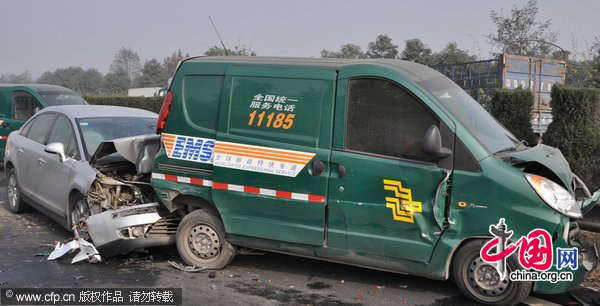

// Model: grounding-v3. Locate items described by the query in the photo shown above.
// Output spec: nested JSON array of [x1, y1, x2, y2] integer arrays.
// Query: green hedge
[[490, 88, 537, 145], [544, 86, 600, 190], [83, 95, 164, 113]]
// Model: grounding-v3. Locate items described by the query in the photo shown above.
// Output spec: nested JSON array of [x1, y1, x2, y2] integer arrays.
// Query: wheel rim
[[7, 174, 18, 208], [187, 223, 221, 261], [464, 254, 513, 301], [71, 197, 89, 228]]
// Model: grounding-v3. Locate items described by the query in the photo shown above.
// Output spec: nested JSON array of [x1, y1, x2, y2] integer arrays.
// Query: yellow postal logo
[[383, 179, 422, 223]]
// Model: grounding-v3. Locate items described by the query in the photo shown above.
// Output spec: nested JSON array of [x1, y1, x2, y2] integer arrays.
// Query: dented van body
[[151, 57, 598, 305]]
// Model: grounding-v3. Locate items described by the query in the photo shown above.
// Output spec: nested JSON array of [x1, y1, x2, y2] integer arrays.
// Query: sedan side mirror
[[45, 142, 66, 162], [423, 125, 452, 160]]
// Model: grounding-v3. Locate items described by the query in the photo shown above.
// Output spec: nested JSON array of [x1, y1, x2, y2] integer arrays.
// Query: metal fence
[[433, 53, 566, 134], [433, 59, 501, 109]]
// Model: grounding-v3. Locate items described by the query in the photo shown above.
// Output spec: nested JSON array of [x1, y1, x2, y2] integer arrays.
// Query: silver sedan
[[4, 105, 176, 256]]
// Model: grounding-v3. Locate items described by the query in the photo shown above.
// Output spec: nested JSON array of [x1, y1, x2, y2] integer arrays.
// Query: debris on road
[[34, 250, 53, 257], [168, 260, 207, 272], [237, 248, 265, 255], [47, 237, 101, 264]]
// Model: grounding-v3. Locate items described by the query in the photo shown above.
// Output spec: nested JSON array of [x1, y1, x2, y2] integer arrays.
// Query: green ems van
[[0, 84, 87, 157], [151, 57, 599, 305]]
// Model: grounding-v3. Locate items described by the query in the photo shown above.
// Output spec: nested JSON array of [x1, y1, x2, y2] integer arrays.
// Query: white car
[[4, 105, 176, 256]]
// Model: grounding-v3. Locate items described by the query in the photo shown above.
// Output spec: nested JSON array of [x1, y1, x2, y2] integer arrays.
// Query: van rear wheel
[[452, 240, 532, 305], [176, 209, 235, 269]]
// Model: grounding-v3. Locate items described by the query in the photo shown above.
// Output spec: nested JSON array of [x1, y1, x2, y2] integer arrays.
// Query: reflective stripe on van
[[152, 173, 325, 203]]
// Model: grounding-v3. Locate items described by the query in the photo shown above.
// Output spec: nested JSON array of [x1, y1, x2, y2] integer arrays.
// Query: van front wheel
[[176, 209, 235, 269], [452, 240, 532, 305]]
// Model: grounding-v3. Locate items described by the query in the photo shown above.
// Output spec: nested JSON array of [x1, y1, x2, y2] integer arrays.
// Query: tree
[[109, 47, 141, 87], [400, 38, 433, 64], [490, 88, 537, 145], [486, 0, 558, 57], [0, 71, 32, 84], [204, 45, 256, 56], [162, 49, 189, 83], [321, 43, 366, 59], [560, 39, 600, 88], [35, 67, 104, 94], [366, 35, 399, 59], [137, 59, 166, 87], [430, 42, 478, 66], [104, 66, 130, 94], [79, 68, 104, 94]]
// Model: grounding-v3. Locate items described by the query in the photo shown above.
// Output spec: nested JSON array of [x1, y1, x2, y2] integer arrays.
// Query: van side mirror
[[423, 125, 452, 160], [44, 142, 66, 162]]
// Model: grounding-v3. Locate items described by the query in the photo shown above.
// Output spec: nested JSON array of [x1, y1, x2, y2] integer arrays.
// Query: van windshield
[[418, 77, 519, 154], [39, 91, 88, 106]]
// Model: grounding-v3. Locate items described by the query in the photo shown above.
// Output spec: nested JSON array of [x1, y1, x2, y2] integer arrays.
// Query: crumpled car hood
[[504, 144, 573, 190], [90, 134, 161, 174]]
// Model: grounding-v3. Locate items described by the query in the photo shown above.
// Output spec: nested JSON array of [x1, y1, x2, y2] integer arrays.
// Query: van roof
[[185, 56, 443, 81], [0, 84, 74, 92]]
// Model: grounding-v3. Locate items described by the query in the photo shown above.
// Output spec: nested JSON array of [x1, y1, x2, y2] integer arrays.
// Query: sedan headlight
[[525, 173, 582, 219]]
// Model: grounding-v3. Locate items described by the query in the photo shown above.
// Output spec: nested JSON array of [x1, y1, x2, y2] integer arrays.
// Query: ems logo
[[162, 133, 215, 164]]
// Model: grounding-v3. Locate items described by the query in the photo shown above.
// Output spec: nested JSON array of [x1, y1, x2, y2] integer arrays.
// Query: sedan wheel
[[5, 167, 31, 214]]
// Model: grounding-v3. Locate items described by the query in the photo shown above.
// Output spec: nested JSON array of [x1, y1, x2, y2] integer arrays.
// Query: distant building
[[128, 87, 162, 97]]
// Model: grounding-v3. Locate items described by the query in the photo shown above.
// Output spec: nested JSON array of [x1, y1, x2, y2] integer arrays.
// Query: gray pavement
[[0, 172, 595, 305]]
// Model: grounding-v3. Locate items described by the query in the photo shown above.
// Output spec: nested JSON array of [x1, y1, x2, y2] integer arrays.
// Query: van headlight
[[525, 173, 582, 219]]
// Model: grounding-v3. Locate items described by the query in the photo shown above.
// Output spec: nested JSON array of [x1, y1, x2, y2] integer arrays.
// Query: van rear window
[[228, 76, 326, 147], [182, 75, 225, 131]]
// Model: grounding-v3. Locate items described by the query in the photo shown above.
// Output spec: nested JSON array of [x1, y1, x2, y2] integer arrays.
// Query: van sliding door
[[211, 66, 336, 246]]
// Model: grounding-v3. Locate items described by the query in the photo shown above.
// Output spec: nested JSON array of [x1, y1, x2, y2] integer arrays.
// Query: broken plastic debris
[[47, 238, 101, 264], [168, 260, 207, 272], [71, 239, 101, 264], [47, 241, 79, 260]]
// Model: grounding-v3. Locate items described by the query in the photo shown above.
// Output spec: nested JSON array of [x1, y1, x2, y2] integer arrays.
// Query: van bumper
[[533, 224, 599, 294]]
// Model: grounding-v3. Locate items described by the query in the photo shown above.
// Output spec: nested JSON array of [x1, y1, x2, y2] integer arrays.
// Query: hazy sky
[[1, 0, 599, 78]]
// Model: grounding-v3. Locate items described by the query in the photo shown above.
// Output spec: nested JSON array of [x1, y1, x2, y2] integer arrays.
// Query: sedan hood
[[503, 144, 573, 190], [90, 134, 161, 174]]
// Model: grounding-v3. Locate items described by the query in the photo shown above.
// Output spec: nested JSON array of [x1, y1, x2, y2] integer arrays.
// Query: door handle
[[38, 158, 46, 164], [311, 160, 325, 176], [17, 148, 24, 155], [338, 164, 346, 178]]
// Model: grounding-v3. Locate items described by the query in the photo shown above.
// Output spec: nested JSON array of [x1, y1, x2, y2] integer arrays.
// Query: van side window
[[183, 75, 224, 131], [13, 91, 39, 120], [26, 113, 56, 145], [228, 77, 326, 147], [346, 78, 438, 162]]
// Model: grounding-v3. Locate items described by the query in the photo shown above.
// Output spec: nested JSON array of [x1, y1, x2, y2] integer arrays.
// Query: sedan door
[[15, 113, 57, 202], [36, 114, 83, 218]]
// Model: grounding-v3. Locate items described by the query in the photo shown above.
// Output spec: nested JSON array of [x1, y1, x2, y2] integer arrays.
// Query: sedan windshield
[[418, 77, 519, 154], [78, 117, 156, 157], [39, 91, 88, 106]]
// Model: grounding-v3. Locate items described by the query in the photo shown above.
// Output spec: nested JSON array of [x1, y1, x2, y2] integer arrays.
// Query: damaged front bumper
[[578, 189, 600, 232], [86, 203, 178, 257], [533, 222, 599, 294]]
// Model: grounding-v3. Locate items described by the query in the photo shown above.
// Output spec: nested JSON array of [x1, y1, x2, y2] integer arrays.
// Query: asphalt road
[[0, 172, 597, 305]]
